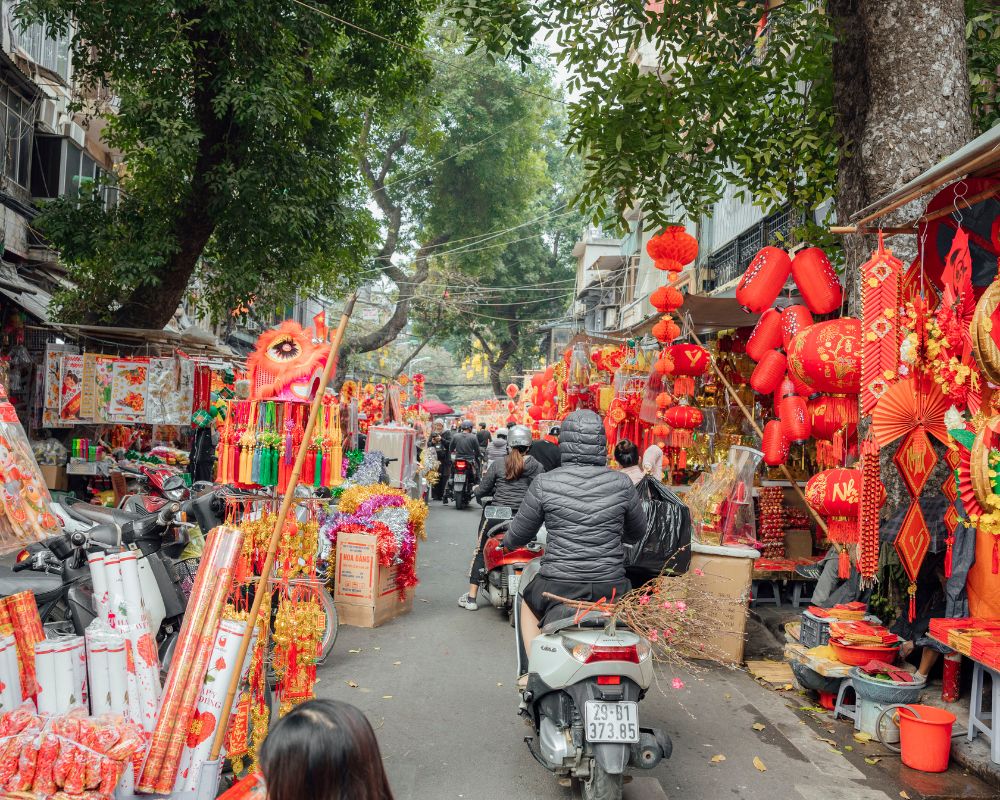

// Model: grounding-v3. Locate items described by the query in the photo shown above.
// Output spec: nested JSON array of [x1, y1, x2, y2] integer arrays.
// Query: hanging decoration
[[860, 232, 902, 415], [786, 318, 862, 394], [790, 247, 844, 314], [780, 305, 814, 350], [745, 308, 784, 361], [870, 377, 949, 448], [736, 246, 792, 313], [943, 444, 961, 576], [858, 435, 882, 585], [750, 350, 787, 395], [646, 226, 699, 274], [762, 420, 789, 467], [805, 468, 861, 578], [808, 394, 858, 468]]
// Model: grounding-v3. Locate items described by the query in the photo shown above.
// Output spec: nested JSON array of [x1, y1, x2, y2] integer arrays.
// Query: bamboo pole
[[687, 327, 829, 536], [832, 184, 1000, 236], [208, 293, 358, 762]]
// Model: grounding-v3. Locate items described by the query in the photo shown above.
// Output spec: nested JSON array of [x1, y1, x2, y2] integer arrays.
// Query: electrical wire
[[287, 0, 567, 106]]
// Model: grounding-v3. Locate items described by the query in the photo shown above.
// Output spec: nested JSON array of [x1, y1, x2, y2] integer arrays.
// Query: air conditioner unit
[[603, 307, 618, 329], [597, 289, 618, 308], [62, 121, 85, 148], [37, 99, 59, 134]]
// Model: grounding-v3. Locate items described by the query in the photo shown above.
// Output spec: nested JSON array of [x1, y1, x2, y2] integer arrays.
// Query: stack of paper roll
[[0, 590, 45, 699], [88, 549, 161, 730], [84, 623, 129, 716], [33, 636, 87, 714], [0, 632, 21, 711]]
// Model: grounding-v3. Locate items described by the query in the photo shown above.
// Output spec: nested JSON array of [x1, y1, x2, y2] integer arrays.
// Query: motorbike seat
[[0, 565, 62, 603], [64, 501, 144, 528]]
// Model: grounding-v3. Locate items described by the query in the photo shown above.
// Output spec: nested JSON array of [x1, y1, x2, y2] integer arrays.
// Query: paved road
[[316, 503, 993, 800]]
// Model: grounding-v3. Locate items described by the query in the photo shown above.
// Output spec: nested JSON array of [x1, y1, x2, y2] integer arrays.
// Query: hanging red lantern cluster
[[737, 245, 844, 315], [791, 247, 844, 315]]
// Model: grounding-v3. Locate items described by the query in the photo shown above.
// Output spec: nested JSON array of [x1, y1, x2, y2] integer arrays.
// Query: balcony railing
[[707, 207, 803, 290]]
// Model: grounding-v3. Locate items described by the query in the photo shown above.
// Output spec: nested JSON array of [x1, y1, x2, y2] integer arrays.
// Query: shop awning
[[850, 122, 1000, 227], [681, 294, 759, 332], [45, 322, 236, 358]]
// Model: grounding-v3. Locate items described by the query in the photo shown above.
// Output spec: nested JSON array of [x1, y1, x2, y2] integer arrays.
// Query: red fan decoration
[[858, 436, 882, 584], [737, 246, 791, 313], [860, 233, 902, 415], [750, 350, 787, 395], [870, 377, 949, 448], [781, 305, 814, 350], [762, 420, 790, 467], [791, 247, 843, 314], [786, 318, 862, 394], [746, 308, 784, 361]]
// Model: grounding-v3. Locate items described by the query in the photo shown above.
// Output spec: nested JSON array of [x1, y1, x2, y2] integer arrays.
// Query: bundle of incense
[[137, 526, 243, 793]]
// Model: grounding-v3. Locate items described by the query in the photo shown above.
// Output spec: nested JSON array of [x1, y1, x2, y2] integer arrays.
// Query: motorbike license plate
[[485, 505, 512, 520], [584, 701, 640, 743], [453, 474, 466, 484]]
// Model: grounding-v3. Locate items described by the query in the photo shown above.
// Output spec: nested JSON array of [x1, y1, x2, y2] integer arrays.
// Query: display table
[[784, 641, 853, 678], [751, 557, 823, 608]]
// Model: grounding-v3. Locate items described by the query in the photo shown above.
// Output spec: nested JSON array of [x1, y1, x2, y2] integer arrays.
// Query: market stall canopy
[[411, 398, 454, 415], [680, 294, 761, 333], [46, 322, 236, 358]]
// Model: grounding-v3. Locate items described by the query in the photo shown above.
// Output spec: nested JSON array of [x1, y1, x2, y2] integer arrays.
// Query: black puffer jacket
[[503, 410, 646, 582]]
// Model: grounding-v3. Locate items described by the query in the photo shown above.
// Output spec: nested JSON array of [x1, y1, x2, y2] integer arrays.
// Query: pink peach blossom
[[672, 678, 685, 690]]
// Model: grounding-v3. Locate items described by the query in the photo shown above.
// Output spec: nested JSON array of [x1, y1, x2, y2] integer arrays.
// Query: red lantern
[[808, 395, 859, 441], [647, 226, 698, 272], [736, 246, 792, 313], [666, 344, 709, 376], [664, 405, 703, 430], [805, 468, 861, 544], [654, 352, 675, 376], [527, 405, 543, 421], [652, 316, 681, 344], [750, 350, 787, 394], [531, 373, 545, 389], [791, 247, 843, 315], [651, 423, 671, 443], [789, 372, 815, 398], [655, 392, 673, 410], [650, 285, 684, 313], [779, 395, 811, 444], [505, 383, 519, 399], [787, 318, 862, 394], [762, 420, 789, 466], [746, 308, 784, 362], [781, 305, 814, 350]]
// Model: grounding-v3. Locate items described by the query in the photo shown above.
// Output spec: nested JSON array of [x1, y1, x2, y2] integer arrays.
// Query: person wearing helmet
[[460, 425, 542, 610], [449, 419, 482, 481], [485, 428, 509, 466], [529, 426, 561, 472]]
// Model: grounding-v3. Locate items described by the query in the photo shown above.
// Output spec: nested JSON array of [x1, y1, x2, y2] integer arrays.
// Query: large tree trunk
[[831, 0, 973, 518]]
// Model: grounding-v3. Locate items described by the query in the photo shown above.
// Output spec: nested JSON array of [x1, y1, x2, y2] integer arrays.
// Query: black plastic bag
[[623, 476, 691, 580]]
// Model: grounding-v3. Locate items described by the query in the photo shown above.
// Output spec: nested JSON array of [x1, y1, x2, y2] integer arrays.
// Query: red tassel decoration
[[908, 584, 917, 623], [945, 536, 954, 578], [838, 548, 850, 579]]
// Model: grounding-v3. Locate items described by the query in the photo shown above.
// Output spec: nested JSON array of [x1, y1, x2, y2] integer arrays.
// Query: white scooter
[[513, 560, 671, 800]]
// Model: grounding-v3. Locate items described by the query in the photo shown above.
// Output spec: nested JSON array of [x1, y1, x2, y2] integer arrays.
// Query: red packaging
[[32, 733, 60, 794]]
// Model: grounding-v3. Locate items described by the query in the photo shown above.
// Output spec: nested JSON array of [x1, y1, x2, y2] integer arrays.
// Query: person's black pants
[[432, 463, 450, 500], [468, 515, 507, 585]]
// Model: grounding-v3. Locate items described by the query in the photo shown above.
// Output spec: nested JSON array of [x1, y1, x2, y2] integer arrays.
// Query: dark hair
[[614, 439, 639, 468], [260, 700, 394, 800]]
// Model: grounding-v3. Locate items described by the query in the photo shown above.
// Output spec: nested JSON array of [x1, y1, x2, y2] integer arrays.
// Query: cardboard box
[[784, 529, 813, 561], [39, 464, 67, 491], [688, 551, 753, 664], [334, 532, 413, 628]]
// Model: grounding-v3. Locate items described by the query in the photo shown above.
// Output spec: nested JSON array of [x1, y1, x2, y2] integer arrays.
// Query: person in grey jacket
[[459, 426, 542, 609], [503, 409, 646, 650], [485, 430, 509, 466]]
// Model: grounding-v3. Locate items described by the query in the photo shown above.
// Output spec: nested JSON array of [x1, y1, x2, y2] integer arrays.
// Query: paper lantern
[[647, 226, 698, 272], [654, 352, 675, 376], [787, 318, 862, 394], [651, 423, 671, 443], [788, 372, 815, 398], [808, 395, 858, 441], [781, 305, 814, 350], [530, 373, 545, 389], [655, 392, 673, 410], [791, 247, 843, 314], [666, 344, 709, 377], [762, 420, 790, 466], [750, 350, 787, 394], [779, 395, 811, 444], [652, 316, 681, 344], [805, 468, 861, 544], [736, 246, 792, 313], [527, 405, 543, 421], [650, 285, 684, 313], [664, 404, 703, 430], [746, 308, 784, 362]]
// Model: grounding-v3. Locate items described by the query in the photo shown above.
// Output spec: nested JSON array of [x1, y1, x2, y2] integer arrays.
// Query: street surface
[[317, 503, 993, 800]]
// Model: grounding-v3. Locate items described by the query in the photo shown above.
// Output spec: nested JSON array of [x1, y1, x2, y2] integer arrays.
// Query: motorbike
[[448, 458, 475, 509], [513, 559, 670, 800], [477, 508, 543, 619]]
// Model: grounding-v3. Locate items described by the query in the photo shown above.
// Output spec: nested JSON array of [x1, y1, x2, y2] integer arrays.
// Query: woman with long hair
[[459, 425, 542, 610], [261, 699, 394, 800]]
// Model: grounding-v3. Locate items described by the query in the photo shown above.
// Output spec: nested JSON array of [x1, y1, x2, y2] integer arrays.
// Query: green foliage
[[967, 0, 1000, 132], [18, 0, 432, 325]]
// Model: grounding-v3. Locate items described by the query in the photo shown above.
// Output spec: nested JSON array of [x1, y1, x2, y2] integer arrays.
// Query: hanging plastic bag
[[624, 476, 691, 579]]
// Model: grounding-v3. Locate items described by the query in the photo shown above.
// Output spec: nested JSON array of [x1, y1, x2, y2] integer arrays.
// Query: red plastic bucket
[[897, 704, 956, 772]]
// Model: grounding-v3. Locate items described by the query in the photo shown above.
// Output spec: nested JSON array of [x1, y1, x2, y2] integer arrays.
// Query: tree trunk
[[831, 0, 974, 518]]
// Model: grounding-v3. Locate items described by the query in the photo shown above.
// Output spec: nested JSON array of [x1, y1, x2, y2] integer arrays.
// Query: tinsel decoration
[[858, 435, 882, 586], [860, 232, 902, 415], [350, 451, 386, 486]]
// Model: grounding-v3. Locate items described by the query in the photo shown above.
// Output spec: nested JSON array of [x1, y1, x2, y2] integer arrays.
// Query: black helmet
[[548, 426, 561, 437], [461, 419, 474, 430]]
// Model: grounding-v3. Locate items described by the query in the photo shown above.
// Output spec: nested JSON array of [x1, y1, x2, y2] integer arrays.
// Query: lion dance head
[[247, 321, 328, 401]]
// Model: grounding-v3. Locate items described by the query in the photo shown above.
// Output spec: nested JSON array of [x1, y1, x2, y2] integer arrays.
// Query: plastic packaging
[[625, 477, 691, 579]]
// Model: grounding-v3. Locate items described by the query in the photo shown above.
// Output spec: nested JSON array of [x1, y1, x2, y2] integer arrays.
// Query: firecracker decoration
[[790, 247, 844, 315], [758, 487, 786, 558], [806, 468, 861, 578], [737, 246, 792, 313], [858, 435, 882, 586], [941, 443, 961, 576], [860, 233, 902, 415]]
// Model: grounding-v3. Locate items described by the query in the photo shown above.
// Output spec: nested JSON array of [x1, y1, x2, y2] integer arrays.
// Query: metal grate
[[709, 241, 741, 286]]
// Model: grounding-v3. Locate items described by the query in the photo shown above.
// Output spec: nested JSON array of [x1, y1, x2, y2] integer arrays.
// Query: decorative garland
[[858, 435, 882, 585]]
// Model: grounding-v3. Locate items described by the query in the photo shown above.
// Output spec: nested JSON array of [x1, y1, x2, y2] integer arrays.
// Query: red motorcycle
[[479, 509, 543, 619]]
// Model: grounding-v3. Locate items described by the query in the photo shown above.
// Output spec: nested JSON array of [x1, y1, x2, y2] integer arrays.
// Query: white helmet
[[508, 425, 532, 449]]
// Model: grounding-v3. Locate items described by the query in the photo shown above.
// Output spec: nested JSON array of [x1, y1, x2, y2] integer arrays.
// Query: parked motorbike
[[116, 462, 193, 514], [448, 459, 475, 509], [513, 560, 670, 800], [477, 509, 543, 619]]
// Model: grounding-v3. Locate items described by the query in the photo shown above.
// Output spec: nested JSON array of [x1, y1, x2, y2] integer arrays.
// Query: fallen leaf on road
[[382, 695, 393, 699], [710, 754, 726, 763], [844, 745, 853, 752], [393, 661, 402, 666], [420, 598, 430, 603], [853, 732, 872, 744], [346, 681, 359, 688], [782, 684, 794, 691], [496, 682, 504, 687], [374, 647, 381, 651], [753, 757, 767, 772], [900, 792, 910, 799], [816, 737, 837, 747], [865, 757, 881, 765], [752, 723, 766, 732], [348, 649, 362, 654], [724, 693, 732, 700]]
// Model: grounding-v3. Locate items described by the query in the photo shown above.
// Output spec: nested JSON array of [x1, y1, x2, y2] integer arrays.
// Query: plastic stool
[[834, 678, 857, 724], [752, 580, 781, 608], [968, 661, 1000, 765], [791, 580, 816, 608]]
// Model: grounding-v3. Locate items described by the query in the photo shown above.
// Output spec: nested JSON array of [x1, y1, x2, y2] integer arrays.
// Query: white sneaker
[[458, 593, 478, 610]]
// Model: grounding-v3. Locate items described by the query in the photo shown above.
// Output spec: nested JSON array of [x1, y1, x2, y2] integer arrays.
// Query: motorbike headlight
[[164, 487, 187, 501], [635, 640, 652, 662]]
